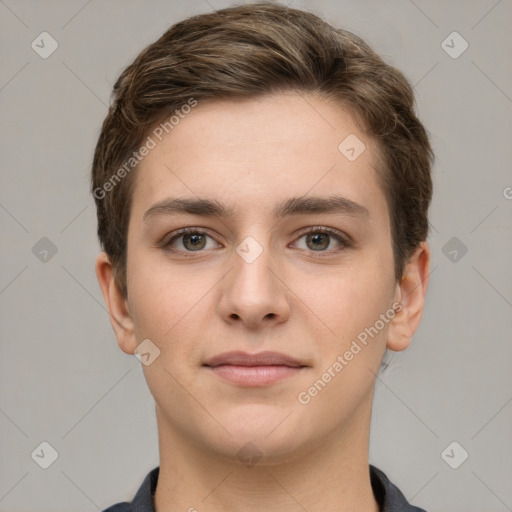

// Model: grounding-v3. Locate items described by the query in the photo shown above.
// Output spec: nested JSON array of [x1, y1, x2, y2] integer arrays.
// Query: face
[[100, 91, 426, 463]]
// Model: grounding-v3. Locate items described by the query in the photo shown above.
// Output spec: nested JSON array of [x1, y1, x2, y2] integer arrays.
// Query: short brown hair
[[91, 1, 433, 298]]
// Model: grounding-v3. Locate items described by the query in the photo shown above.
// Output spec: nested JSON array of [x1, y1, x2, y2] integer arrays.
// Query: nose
[[217, 237, 291, 330]]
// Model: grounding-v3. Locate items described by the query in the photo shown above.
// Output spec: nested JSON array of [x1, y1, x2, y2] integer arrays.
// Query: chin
[[212, 435, 306, 467], [206, 405, 309, 463]]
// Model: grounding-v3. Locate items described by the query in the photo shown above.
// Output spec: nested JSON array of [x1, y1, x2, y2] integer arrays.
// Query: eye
[[161, 226, 350, 256], [163, 228, 220, 253], [293, 227, 350, 254]]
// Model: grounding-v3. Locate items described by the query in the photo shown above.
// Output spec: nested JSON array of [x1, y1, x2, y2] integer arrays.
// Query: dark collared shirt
[[102, 465, 427, 511]]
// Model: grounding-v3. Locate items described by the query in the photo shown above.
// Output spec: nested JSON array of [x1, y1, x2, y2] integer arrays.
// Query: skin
[[96, 91, 430, 512]]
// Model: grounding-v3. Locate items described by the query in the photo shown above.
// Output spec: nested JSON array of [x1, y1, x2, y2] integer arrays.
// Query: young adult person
[[92, 3, 433, 511]]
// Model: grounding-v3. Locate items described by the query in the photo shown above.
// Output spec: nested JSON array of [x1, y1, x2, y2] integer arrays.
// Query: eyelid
[[161, 227, 221, 249], [293, 225, 350, 242], [291, 225, 351, 253]]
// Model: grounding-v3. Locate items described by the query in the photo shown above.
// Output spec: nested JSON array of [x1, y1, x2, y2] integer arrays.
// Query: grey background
[[1, 0, 511, 510]]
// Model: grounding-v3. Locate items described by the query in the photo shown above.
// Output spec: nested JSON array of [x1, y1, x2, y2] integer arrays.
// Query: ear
[[386, 241, 431, 352], [95, 252, 137, 355]]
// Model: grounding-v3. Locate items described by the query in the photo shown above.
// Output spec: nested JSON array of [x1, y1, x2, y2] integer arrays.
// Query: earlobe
[[95, 252, 137, 355], [386, 242, 431, 352]]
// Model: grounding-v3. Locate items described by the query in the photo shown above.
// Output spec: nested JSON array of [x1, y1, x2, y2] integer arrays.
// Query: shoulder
[[370, 465, 428, 512], [101, 466, 160, 512], [102, 504, 131, 512]]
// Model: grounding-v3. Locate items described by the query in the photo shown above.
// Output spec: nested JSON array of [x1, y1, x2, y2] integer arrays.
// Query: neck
[[153, 399, 379, 512]]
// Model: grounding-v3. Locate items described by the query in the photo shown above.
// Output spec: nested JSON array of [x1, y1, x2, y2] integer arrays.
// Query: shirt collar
[[113, 464, 427, 512]]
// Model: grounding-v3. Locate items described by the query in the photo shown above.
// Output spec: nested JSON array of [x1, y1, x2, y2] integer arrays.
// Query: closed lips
[[203, 351, 305, 368]]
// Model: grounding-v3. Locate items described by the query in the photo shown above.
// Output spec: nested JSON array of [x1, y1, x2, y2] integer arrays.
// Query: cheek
[[297, 269, 393, 415], [126, 252, 214, 356], [313, 257, 394, 343]]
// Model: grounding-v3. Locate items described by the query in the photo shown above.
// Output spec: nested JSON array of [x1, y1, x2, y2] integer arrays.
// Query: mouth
[[203, 351, 308, 387]]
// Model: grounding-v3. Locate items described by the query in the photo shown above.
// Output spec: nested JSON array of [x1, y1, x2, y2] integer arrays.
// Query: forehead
[[130, 91, 387, 225]]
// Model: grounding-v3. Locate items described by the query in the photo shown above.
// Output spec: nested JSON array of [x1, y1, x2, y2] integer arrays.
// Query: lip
[[203, 351, 307, 387], [204, 350, 304, 368]]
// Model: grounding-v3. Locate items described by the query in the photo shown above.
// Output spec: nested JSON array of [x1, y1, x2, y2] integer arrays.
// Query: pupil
[[308, 233, 328, 251], [185, 233, 205, 250]]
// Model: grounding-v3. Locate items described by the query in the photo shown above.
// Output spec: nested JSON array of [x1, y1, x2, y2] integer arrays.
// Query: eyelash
[[161, 226, 351, 257]]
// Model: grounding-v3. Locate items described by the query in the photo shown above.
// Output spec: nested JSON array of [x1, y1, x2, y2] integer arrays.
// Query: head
[[93, 3, 432, 463]]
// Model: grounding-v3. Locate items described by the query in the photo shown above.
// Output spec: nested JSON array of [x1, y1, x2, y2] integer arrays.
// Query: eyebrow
[[142, 195, 370, 222]]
